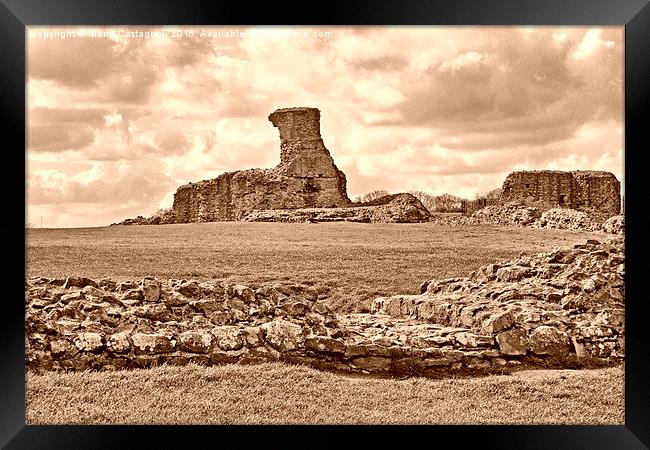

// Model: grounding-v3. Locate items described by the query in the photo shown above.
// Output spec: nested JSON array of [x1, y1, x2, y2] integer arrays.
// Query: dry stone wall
[[26, 238, 623, 376], [373, 237, 625, 360]]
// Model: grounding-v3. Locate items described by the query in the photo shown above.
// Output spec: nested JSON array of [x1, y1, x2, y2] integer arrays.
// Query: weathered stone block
[[260, 319, 304, 352], [132, 333, 175, 354], [120, 288, 143, 302], [454, 332, 495, 348], [233, 284, 256, 303], [305, 336, 346, 354], [242, 326, 262, 347], [50, 339, 77, 358], [496, 266, 533, 282], [528, 326, 570, 356], [178, 281, 200, 298], [106, 332, 131, 354], [190, 299, 224, 314], [481, 311, 515, 335], [496, 328, 528, 355], [73, 332, 103, 352], [211, 326, 244, 351], [344, 344, 368, 358], [210, 349, 245, 365], [63, 276, 98, 289], [142, 278, 161, 302], [164, 292, 189, 306], [352, 356, 391, 371], [179, 330, 213, 353]]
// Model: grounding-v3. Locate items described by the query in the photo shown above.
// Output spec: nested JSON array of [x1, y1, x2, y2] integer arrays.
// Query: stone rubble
[[26, 238, 623, 376], [373, 237, 624, 361], [602, 215, 625, 234], [242, 193, 432, 223], [428, 201, 624, 234]]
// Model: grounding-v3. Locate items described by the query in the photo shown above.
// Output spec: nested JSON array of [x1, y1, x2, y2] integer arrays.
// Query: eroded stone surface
[[25, 238, 624, 376], [244, 193, 431, 223], [116, 107, 351, 225], [501, 170, 620, 219]]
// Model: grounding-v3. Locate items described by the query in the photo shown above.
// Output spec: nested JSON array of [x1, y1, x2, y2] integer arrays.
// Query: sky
[[26, 26, 624, 228]]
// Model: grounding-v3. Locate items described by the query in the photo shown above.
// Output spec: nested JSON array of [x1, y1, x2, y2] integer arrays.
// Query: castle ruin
[[501, 170, 621, 217], [171, 107, 351, 222]]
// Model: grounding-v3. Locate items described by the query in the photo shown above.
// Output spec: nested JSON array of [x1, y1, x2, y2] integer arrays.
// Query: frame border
[[4, 0, 648, 448]]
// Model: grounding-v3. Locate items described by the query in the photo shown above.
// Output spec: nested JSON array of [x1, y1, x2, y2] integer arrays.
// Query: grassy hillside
[[26, 222, 605, 312]]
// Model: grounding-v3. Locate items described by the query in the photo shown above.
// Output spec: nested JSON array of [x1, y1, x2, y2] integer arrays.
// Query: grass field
[[27, 363, 624, 424], [26, 222, 605, 312], [25, 222, 622, 424]]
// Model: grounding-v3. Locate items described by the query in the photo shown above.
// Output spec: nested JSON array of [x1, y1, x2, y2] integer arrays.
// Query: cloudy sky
[[26, 26, 624, 228]]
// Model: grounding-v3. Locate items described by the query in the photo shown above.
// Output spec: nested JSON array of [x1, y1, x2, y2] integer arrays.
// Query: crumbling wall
[[501, 170, 620, 218], [570, 171, 621, 218], [26, 238, 623, 375], [165, 107, 351, 224], [243, 193, 432, 223], [374, 237, 624, 360]]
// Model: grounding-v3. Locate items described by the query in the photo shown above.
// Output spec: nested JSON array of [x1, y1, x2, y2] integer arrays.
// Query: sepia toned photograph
[[25, 25, 625, 425]]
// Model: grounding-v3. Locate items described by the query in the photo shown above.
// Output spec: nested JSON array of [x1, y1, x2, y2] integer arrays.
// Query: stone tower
[[168, 107, 351, 222], [269, 107, 341, 178]]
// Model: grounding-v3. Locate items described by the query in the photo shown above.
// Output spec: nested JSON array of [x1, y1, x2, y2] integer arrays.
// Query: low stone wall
[[243, 193, 431, 223], [26, 238, 623, 377], [429, 201, 624, 234], [373, 237, 624, 360]]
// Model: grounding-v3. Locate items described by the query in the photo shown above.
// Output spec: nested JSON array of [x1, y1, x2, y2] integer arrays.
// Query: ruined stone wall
[[501, 170, 620, 218], [166, 107, 351, 223], [26, 238, 623, 375], [374, 237, 625, 360], [570, 171, 621, 217], [243, 193, 432, 223], [172, 172, 237, 222]]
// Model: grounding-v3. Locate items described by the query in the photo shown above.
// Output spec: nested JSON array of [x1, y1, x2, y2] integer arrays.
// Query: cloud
[[28, 160, 172, 205], [29, 126, 95, 152], [28, 33, 118, 87], [26, 26, 624, 227], [28, 107, 107, 152], [372, 28, 622, 151], [154, 129, 190, 155]]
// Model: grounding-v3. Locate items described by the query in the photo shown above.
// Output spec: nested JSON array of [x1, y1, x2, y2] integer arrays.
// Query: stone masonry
[[501, 170, 621, 218], [167, 107, 350, 223], [115, 107, 434, 225], [26, 238, 623, 376]]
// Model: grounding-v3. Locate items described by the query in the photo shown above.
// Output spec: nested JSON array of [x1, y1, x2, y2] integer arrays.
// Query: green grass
[[26, 222, 605, 312], [26, 362, 624, 424]]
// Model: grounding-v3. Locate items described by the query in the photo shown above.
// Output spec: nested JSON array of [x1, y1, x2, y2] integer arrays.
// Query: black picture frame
[[3, 0, 648, 448]]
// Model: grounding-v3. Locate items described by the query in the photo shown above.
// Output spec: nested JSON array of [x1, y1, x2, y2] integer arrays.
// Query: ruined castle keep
[[172, 107, 350, 222], [501, 170, 621, 217]]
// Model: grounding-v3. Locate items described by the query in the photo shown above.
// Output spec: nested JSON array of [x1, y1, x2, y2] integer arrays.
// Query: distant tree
[[355, 190, 390, 203], [474, 187, 502, 204], [409, 191, 436, 212], [409, 191, 463, 213], [436, 193, 463, 212]]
